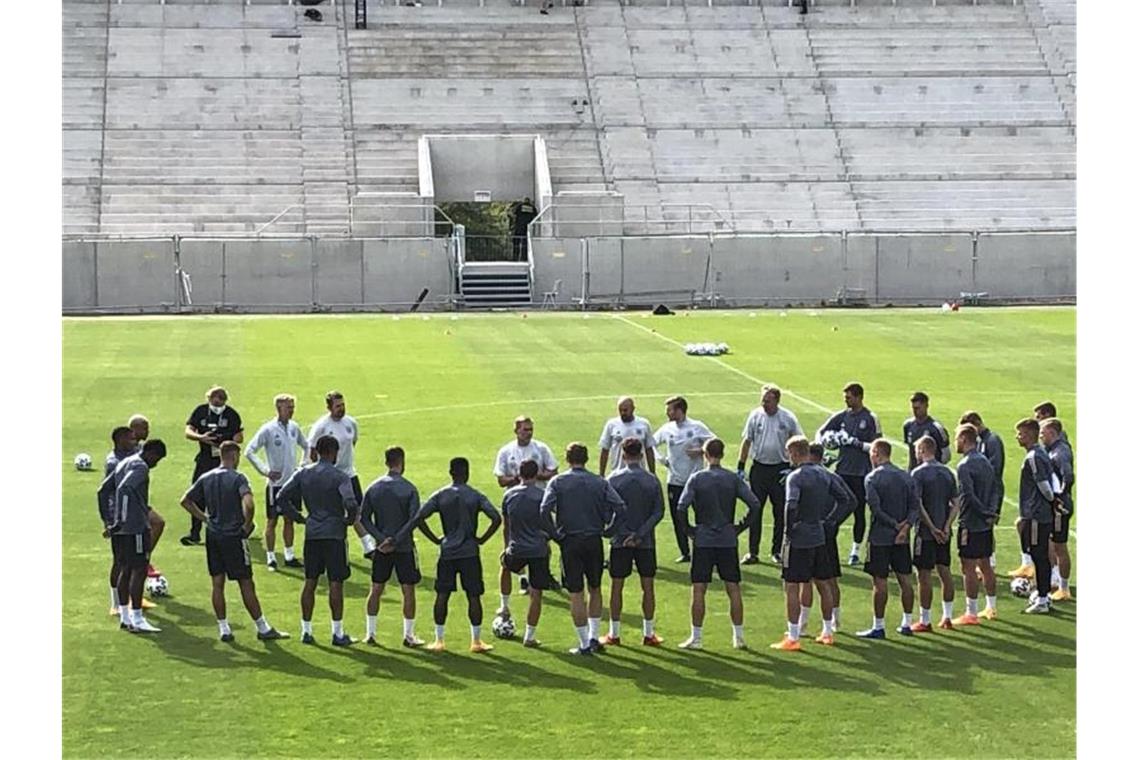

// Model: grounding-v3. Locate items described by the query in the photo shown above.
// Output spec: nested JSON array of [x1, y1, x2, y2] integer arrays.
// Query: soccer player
[[179, 441, 288, 642], [499, 459, 559, 647], [1041, 418, 1075, 602], [1015, 418, 1058, 614], [771, 436, 853, 651], [960, 411, 1006, 573], [603, 438, 665, 647], [675, 438, 760, 650], [736, 385, 803, 565], [816, 382, 882, 566], [100, 439, 167, 633], [856, 439, 919, 639], [128, 414, 166, 579], [493, 416, 558, 615], [182, 387, 244, 545], [276, 435, 360, 645], [540, 443, 625, 655], [597, 397, 656, 475], [952, 423, 999, 625], [393, 457, 501, 653], [102, 426, 142, 616], [910, 436, 958, 631], [358, 446, 425, 648], [807, 442, 855, 631], [244, 394, 309, 571], [902, 392, 951, 471], [654, 396, 716, 563]]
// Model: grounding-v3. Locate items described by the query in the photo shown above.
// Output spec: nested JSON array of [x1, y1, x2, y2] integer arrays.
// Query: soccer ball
[[1010, 577, 1032, 598], [74, 453, 93, 471], [820, 431, 840, 451], [146, 575, 170, 598], [491, 613, 516, 639]]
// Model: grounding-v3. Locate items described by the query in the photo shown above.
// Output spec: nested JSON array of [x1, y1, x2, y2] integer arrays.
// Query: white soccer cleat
[[732, 638, 748, 650], [131, 618, 162, 634], [677, 636, 703, 650]]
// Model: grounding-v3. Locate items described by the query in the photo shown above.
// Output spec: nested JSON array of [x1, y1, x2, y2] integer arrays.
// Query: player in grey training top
[[100, 439, 167, 634], [960, 410, 1006, 572], [816, 382, 882, 566], [1015, 418, 1058, 614], [393, 457, 501, 653], [1041, 418, 1074, 602], [276, 435, 361, 646], [953, 423, 999, 624], [603, 437, 666, 647], [856, 439, 919, 640], [500, 460, 559, 647], [909, 436, 958, 631], [180, 441, 288, 642], [101, 426, 137, 617], [358, 446, 424, 648], [540, 443, 626, 654], [902, 392, 951, 471], [807, 443, 856, 632], [676, 439, 761, 650]]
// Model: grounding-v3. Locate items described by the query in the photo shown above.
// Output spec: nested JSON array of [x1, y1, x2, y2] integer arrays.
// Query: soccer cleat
[[910, 622, 933, 634], [1024, 600, 1051, 615], [1007, 564, 1034, 579], [109, 605, 121, 616], [855, 627, 886, 639], [588, 638, 604, 654], [677, 636, 703, 650], [257, 628, 289, 641], [179, 534, 201, 546], [146, 564, 162, 579], [733, 639, 749, 650], [896, 625, 914, 637], [120, 622, 130, 631], [331, 634, 355, 647], [740, 553, 760, 565], [284, 557, 303, 569], [979, 607, 998, 621], [267, 559, 278, 572], [141, 598, 157, 609], [426, 640, 446, 653], [770, 554, 781, 565], [814, 633, 835, 646], [567, 645, 593, 655], [301, 633, 316, 645], [937, 618, 954, 630], [1049, 588, 1072, 603], [642, 633, 665, 647], [848, 553, 860, 566], [495, 607, 510, 620], [952, 613, 980, 626], [523, 638, 542, 649], [769, 635, 800, 652], [220, 632, 234, 643], [131, 618, 162, 634], [365, 636, 380, 647], [469, 639, 494, 654], [600, 634, 621, 647], [675, 555, 691, 564], [402, 635, 425, 648]]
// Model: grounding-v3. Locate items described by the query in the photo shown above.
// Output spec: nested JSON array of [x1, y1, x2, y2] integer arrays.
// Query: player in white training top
[[245, 393, 309, 570], [597, 396, 656, 475]]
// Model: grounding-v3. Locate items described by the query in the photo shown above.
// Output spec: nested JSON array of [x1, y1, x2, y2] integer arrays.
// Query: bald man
[[597, 397, 656, 475]]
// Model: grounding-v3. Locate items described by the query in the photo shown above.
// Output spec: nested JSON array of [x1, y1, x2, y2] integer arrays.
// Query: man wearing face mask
[[181, 386, 244, 546]]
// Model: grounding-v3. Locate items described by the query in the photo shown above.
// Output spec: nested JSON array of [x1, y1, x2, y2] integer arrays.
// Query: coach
[[181, 386, 243, 546], [737, 385, 802, 565]]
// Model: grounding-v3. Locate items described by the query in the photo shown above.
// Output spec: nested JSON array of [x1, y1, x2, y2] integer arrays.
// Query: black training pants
[[841, 473, 867, 546], [667, 484, 690, 559], [747, 462, 787, 557]]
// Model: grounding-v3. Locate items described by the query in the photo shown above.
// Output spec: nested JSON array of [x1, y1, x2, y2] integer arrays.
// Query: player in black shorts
[[856, 439, 919, 640], [603, 438, 666, 647], [953, 423, 1000, 625], [806, 443, 854, 632], [499, 460, 559, 647], [180, 442, 288, 642], [910, 436, 958, 633], [394, 458, 501, 653]]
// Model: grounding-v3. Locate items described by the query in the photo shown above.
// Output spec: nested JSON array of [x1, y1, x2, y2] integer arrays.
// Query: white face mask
[[209, 404, 226, 415]]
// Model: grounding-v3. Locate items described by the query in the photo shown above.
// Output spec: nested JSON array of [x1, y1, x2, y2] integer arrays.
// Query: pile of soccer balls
[[491, 613, 516, 639], [146, 576, 170, 598], [684, 342, 730, 356], [820, 430, 859, 450]]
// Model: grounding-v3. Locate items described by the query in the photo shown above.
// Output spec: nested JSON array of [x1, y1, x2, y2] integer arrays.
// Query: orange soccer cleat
[[426, 640, 446, 653], [814, 632, 835, 646], [937, 618, 954, 630], [600, 634, 621, 647], [769, 635, 802, 652], [952, 612, 980, 626], [910, 622, 933, 634], [469, 639, 494, 654], [979, 607, 998, 620], [642, 633, 665, 647]]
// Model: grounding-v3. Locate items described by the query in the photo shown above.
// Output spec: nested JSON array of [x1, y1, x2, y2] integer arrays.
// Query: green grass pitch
[[63, 307, 1076, 758]]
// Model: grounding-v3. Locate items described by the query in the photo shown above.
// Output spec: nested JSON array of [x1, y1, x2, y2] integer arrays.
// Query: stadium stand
[[61, 0, 1075, 236]]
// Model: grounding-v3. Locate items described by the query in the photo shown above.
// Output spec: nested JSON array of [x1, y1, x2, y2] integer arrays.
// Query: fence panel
[[859, 234, 975, 303], [531, 238, 583, 304], [94, 240, 176, 309], [315, 240, 365, 306], [976, 232, 1076, 298], [62, 241, 97, 309], [620, 237, 710, 300], [221, 240, 313, 307], [709, 236, 846, 304], [178, 240, 224, 306], [361, 239, 452, 306]]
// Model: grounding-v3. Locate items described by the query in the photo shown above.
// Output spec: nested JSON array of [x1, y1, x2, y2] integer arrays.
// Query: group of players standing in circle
[[95, 383, 1074, 653]]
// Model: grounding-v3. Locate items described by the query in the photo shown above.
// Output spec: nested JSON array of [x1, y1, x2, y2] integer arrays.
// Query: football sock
[[217, 619, 231, 636], [283, 547, 295, 561], [403, 618, 415, 638], [985, 594, 997, 611], [901, 612, 912, 628], [366, 615, 378, 638], [966, 597, 979, 615], [499, 594, 510, 612], [131, 608, 144, 626], [873, 617, 884, 631], [110, 586, 120, 608], [301, 619, 313, 636], [609, 620, 621, 639], [989, 553, 997, 568], [850, 542, 860, 557], [1020, 552, 1032, 567], [919, 608, 931, 625], [587, 617, 601, 641], [253, 616, 270, 634], [1051, 566, 1061, 586], [119, 605, 131, 626], [787, 622, 800, 641], [576, 625, 590, 648], [434, 624, 445, 641], [1059, 578, 1070, 592], [524, 624, 537, 642], [832, 606, 841, 627], [266, 551, 276, 564], [470, 624, 481, 642], [332, 619, 344, 637], [941, 600, 954, 620], [822, 618, 834, 636], [798, 605, 811, 629], [643, 618, 655, 637], [690, 625, 703, 642], [732, 624, 745, 642]]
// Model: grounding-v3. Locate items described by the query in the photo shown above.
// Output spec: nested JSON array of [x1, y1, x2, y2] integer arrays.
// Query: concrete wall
[[709, 236, 846, 303], [427, 135, 536, 202], [976, 232, 1076, 298]]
